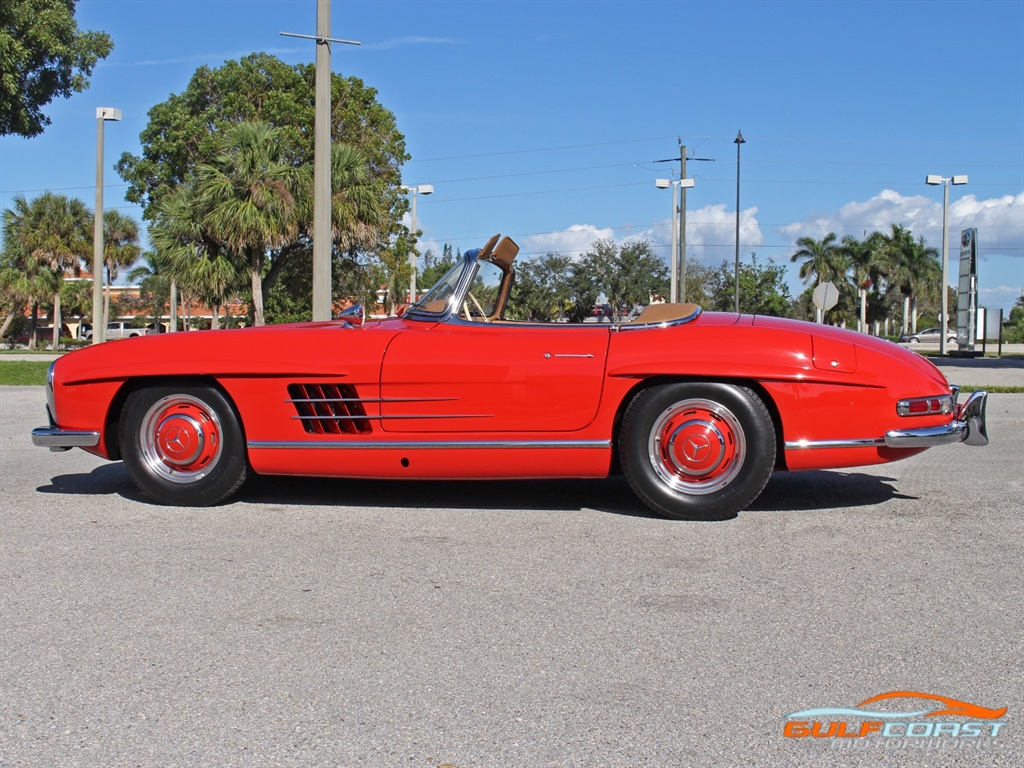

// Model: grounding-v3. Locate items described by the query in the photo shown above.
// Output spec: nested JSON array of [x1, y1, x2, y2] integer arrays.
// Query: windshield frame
[[405, 249, 481, 322]]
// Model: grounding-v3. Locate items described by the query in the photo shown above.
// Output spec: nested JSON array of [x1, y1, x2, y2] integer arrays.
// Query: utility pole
[[282, 1, 360, 322], [655, 142, 713, 303], [678, 143, 687, 303]]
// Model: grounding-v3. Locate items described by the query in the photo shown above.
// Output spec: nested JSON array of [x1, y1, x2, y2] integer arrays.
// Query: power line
[[407, 135, 679, 163]]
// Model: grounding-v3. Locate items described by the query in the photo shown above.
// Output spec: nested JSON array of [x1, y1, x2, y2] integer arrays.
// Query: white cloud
[[523, 224, 617, 259], [649, 204, 765, 267], [778, 190, 1024, 310], [780, 190, 1024, 257]]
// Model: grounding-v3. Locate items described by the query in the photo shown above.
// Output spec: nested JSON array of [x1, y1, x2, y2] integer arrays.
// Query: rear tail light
[[896, 395, 954, 417]]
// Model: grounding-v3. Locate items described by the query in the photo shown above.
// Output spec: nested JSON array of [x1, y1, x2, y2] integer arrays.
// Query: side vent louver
[[287, 383, 372, 434]]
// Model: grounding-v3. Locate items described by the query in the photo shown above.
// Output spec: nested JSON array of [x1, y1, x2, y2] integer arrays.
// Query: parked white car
[[84, 322, 151, 340]]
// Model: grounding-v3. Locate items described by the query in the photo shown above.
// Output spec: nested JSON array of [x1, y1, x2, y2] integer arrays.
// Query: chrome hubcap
[[648, 398, 746, 495], [139, 395, 222, 484]]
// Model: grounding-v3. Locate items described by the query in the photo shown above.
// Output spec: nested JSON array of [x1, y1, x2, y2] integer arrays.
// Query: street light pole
[[402, 184, 434, 305], [733, 130, 745, 314], [656, 177, 694, 303], [926, 173, 968, 356], [92, 107, 121, 345]]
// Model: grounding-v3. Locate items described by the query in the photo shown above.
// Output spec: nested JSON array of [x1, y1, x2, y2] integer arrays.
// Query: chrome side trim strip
[[785, 437, 886, 450], [249, 439, 612, 451], [285, 397, 458, 404], [786, 421, 981, 451], [291, 413, 492, 421]]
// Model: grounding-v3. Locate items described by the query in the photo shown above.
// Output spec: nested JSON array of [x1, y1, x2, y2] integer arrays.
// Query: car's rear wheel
[[119, 384, 248, 506], [620, 383, 776, 520]]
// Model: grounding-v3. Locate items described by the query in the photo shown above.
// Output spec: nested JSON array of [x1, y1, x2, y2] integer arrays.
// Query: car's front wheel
[[620, 383, 776, 520], [119, 384, 248, 505], [908, 337, 920, 344]]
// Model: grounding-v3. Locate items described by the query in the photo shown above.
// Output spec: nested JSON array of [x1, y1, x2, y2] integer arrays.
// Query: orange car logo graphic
[[783, 691, 1007, 740], [787, 690, 1007, 721]]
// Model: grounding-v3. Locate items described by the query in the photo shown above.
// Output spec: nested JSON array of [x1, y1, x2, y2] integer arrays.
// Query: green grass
[[960, 385, 1024, 394], [0, 360, 50, 386]]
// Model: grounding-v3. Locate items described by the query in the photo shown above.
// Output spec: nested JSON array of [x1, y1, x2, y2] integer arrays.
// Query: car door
[[379, 322, 610, 433]]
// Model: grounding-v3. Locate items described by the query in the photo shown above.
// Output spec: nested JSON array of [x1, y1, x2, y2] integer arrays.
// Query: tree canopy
[[116, 53, 408, 232], [0, 0, 113, 137], [707, 253, 793, 316], [1, 191, 91, 347]]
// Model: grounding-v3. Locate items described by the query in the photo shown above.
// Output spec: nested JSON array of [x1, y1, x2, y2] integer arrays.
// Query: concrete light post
[[925, 173, 968, 356], [402, 184, 434, 305], [92, 107, 121, 345], [655, 177, 694, 303]]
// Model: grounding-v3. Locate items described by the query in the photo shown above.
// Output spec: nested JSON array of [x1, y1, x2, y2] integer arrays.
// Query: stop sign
[[812, 281, 839, 311]]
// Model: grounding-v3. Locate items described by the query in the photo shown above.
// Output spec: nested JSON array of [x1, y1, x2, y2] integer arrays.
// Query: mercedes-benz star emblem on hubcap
[[165, 426, 190, 452], [684, 434, 712, 461]]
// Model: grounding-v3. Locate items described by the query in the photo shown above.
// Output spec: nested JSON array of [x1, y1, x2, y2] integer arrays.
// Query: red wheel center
[[155, 412, 209, 468], [663, 417, 731, 478]]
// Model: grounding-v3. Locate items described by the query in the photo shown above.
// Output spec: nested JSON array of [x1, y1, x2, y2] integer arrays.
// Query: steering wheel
[[462, 291, 490, 323]]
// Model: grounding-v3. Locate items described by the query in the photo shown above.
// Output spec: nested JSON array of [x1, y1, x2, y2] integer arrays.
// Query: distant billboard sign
[[957, 228, 978, 350]]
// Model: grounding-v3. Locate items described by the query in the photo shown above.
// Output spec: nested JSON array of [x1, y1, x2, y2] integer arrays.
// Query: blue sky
[[2, 0, 1022, 311]]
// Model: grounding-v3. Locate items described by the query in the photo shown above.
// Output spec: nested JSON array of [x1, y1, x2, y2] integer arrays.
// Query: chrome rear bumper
[[886, 389, 988, 448], [32, 427, 101, 452], [786, 389, 989, 452]]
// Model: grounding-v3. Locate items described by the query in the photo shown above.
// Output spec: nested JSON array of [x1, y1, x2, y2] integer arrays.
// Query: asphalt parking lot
[[1, 385, 1021, 768]]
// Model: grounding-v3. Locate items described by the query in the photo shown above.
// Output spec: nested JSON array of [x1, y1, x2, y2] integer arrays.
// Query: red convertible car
[[32, 235, 988, 520]]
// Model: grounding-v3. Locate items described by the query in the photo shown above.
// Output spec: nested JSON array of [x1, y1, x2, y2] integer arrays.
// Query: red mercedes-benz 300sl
[[32, 235, 988, 520]]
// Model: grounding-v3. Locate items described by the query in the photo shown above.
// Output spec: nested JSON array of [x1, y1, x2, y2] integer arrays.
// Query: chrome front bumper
[[31, 362, 102, 452]]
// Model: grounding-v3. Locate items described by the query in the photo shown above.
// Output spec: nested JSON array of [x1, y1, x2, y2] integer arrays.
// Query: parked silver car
[[899, 327, 956, 344]]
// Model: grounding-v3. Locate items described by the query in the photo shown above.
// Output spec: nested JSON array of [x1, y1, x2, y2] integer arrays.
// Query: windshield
[[465, 260, 503, 316], [411, 259, 465, 314], [409, 248, 507, 319]]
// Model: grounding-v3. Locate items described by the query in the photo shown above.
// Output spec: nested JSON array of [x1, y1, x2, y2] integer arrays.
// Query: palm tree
[[101, 210, 142, 326], [790, 233, 848, 284], [0, 248, 47, 341], [194, 122, 309, 326], [841, 232, 886, 333], [149, 181, 243, 330], [2, 193, 90, 348], [790, 232, 849, 322], [261, 141, 388, 318], [328, 142, 387, 252], [127, 249, 174, 330], [882, 225, 940, 335]]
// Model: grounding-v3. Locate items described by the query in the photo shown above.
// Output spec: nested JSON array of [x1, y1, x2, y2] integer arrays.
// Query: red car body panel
[[34, 238, 985, 516], [48, 310, 952, 476]]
